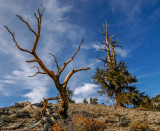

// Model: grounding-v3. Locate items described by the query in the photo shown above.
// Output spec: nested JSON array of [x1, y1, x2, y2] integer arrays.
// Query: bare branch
[[104, 22, 112, 63], [38, 8, 41, 16], [4, 26, 32, 54], [28, 71, 46, 77], [111, 38, 123, 49], [97, 56, 108, 63], [32, 8, 44, 53], [97, 28, 106, 35], [100, 48, 108, 52], [99, 40, 106, 45], [29, 65, 46, 77], [113, 44, 123, 49], [104, 20, 109, 32], [110, 33, 117, 39], [41, 96, 60, 118], [25, 59, 39, 63], [47, 96, 60, 100], [32, 65, 40, 72], [63, 67, 91, 87], [34, 13, 38, 19], [57, 39, 84, 76], [70, 38, 84, 60], [16, 15, 37, 36], [49, 53, 60, 71]]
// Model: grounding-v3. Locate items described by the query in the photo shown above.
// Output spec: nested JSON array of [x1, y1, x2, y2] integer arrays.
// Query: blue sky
[[0, 0, 160, 107]]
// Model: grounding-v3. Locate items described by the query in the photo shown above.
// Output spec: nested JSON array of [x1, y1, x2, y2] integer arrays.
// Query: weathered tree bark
[[4, 8, 90, 119], [115, 93, 125, 107], [56, 84, 69, 119], [110, 42, 116, 65], [0, 121, 25, 130], [104, 22, 112, 64]]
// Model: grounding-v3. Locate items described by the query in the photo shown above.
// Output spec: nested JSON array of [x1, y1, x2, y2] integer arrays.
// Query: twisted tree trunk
[[4, 8, 90, 120]]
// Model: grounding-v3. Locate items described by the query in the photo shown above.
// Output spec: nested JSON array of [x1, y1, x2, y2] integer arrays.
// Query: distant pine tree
[[90, 98, 93, 104], [83, 99, 88, 104], [89, 97, 98, 105], [92, 98, 98, 105]]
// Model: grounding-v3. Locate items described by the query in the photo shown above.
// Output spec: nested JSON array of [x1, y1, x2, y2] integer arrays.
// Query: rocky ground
[[0, 102, 160, 131]]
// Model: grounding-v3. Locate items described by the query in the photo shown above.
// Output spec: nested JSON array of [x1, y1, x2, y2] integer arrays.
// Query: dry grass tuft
[[53, 122, 62, 131], [52, 114, 107, 131], [129, 121, 150, 130], [72, 114, 107, 130]]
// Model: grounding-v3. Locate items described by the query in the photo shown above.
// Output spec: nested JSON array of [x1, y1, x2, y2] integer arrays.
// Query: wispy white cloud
[[92, 43, 103, 51], [0, 80, 15, 84], [0, 83, 10, 96], [23, 86, 48, 103], [74, 83, 98, 96], [43, 0, 85, 41], [110, 0, 141, 23], [137, 71, 160, 79], [115, 47, 128, 58], [148, 8, 160, 22], [1, 55, 50, 103]]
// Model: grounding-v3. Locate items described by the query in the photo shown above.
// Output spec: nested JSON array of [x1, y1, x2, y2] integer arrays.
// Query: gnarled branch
[[100, 48, 108, 52], [57, 39, 84, 76], [49, 53, 60, 71], [109, 33, 117, 39], [16, 15, 37, 36], [63, 67, 91, 88], [104, 22, 112, 64], [41, 96, 60, 118], [32, 65, 40, 71], [28, 72, 46, 77], [98, 28, 106, 36], [99, 40, 106, 45], [97, 56, 108, 63], [32, 8, 44, 53], [4, 26, 32, 54], [28, 65, 46, 77], [26, 59, 39, 63], [5, 9, 56, 79], [103, 20, 109, 33]]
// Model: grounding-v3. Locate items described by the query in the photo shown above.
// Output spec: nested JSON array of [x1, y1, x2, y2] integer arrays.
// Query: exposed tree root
[[41, 97, 59, 118], [41, 97, 59, 124], [21, 117, 47, 131], [41, 116, 50, 131], [0, 120, 25, 130]]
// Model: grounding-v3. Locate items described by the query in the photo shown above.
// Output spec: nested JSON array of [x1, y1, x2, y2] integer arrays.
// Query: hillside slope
[[0, 102, 160, 131]]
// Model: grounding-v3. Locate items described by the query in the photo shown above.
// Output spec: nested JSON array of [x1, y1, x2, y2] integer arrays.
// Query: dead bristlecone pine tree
[[4, 8, 90, 120]]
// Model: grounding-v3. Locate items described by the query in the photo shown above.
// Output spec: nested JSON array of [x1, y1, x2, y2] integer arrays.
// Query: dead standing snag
[[4, 8, 90, 119]]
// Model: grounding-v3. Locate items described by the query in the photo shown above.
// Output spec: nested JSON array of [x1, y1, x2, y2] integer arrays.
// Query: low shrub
[[130, 121, 150, 130], [52, 114, 107, 131], [72, 114, 107, 130]]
